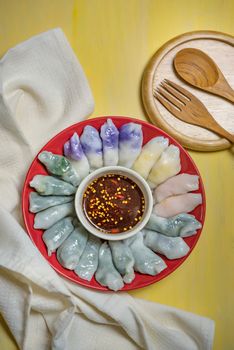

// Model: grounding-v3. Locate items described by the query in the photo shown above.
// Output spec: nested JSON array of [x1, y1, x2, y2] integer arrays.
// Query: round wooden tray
[[142, 31, 234, 151]]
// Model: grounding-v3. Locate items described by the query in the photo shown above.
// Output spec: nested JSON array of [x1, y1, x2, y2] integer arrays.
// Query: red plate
[[22, 116, 206, 291]]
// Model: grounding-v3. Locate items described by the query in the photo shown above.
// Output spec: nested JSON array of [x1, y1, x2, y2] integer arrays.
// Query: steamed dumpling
[[57, 221, 88, 270], [118, 123, 143, 168], [132, 137, 169, 179], [63, 132, 90, 182], [100, 119, 119, 166], [147, 145, 181, 189], [126, 232, 167, 275], [75, 234, 101, 281], [153, 193, 202, 218], [29, 192, 73, 213], [42, 217, 74, 256], [109, 241, 135, 284], [30, 175, 76, 196], [146, 213, 202, 237], [95, 242, 124, 291], [154, 173, 199, 203], [38, 151, 80, 186], [80, 125, 103, 171], [34, 202, 74, 229], [143, 229, 190, 259]]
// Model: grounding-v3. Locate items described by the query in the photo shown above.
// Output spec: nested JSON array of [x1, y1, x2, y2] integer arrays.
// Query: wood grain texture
[[0, 1, 234, 350], [174, 48, 234, 103], [142, 31, 234, 151], [154, 79, 234, 143]]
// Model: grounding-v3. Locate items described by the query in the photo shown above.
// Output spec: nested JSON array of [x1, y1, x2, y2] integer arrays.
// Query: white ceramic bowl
[[75, 166, 153, 240]]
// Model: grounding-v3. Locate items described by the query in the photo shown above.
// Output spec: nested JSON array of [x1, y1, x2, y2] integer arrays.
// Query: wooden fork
[[153, 79, 234, 143]]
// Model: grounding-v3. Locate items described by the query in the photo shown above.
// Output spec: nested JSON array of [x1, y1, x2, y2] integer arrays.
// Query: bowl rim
[[74, 165, 154, 240]]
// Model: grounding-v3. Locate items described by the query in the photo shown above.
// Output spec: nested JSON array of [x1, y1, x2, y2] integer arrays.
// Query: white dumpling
[[143, 229, 190, 259], [80, 125, 103, 171], [57, 221, 88, 270], [132, 137, 169, 179], [74, 234, 101, 281], [126, 232, 167, 275], [146, 213, 202, 237], [118, 123, 143, 168], [109, 241, 135, 284], [63, 132, 90, 182], [30, 175, 76, 196], [29, 192, 73, 213], [34, 202, 74, 229], [42, 217, 74, 256], [95, 242, 124, 291], [153, 193, 202, 218], [154, 173, 199, 203], [100, 119, 119, 166], [147, 145, 181, 189]]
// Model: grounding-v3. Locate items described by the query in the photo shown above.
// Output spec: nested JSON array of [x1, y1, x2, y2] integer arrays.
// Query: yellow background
[[0, 1, 233, 349]]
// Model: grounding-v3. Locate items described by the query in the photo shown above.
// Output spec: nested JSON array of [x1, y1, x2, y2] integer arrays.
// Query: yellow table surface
[[0, 1, 233, 349]]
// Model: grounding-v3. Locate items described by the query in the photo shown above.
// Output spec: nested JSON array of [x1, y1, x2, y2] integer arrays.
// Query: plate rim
[[22, 115, 206, 291]]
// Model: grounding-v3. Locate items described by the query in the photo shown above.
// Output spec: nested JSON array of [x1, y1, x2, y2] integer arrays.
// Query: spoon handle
[[219, 88, 234, 104], [211, 76, 234, 103]]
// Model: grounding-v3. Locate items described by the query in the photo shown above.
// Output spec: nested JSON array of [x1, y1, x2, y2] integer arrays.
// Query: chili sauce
[[83, 174, 145, 234]]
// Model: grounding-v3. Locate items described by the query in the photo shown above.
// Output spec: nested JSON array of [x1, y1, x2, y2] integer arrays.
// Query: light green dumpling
[[38, 151, 80, 186], [34, 202, 74, 229], [57, 221, 88, 270], [42, 217, 74, 256], [30, 175, 76, 196], [126, 232, 167, 276], [95, 242, 124, 291], [74, 234, 101, 282], [109, 241, 135, 284], [29, 192, 74, 213], [146, 213, 202, 237], [143, 229, 190, 259]]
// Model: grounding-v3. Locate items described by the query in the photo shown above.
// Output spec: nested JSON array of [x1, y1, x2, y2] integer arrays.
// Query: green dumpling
[[43, 217, 74, 256], [38, 151, 80, 186], [146, 213, 202, 237], [30, 175, 76, 196], [126, 232, 167, 276], [95, 242, 124, 291], [57, 221, 88, 270], [29, 192, 74, 213], [34, 202, 75, 229]]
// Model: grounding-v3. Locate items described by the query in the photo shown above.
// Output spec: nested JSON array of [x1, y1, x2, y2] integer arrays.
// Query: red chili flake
[[110, 228, 120, 234], [116, 194, 124, 199], [111, 179, 118, 185]]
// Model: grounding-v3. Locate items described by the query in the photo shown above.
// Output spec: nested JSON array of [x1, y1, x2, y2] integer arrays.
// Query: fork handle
[[210, 122, 234, 143]]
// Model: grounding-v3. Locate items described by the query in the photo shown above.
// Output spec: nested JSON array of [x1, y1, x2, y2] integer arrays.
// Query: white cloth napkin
[[0, 28, 215, 350]]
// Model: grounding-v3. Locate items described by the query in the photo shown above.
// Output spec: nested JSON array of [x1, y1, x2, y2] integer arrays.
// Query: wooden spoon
[[174, 48, 234, 103]]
